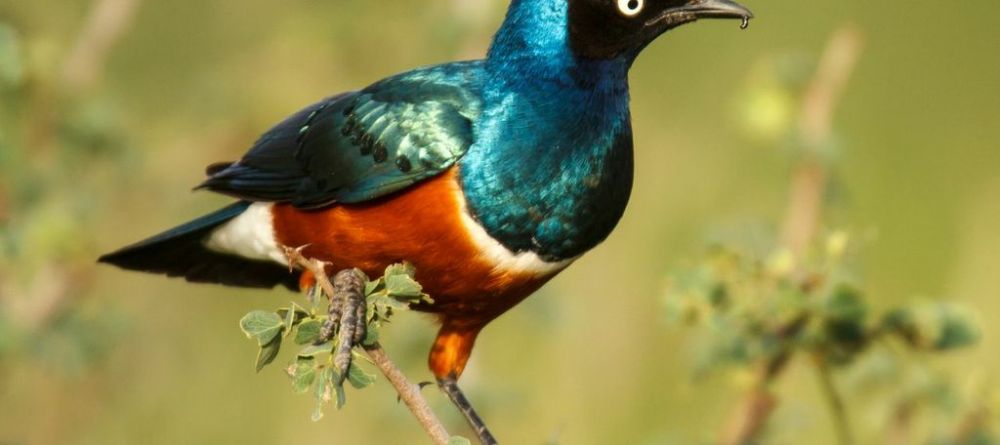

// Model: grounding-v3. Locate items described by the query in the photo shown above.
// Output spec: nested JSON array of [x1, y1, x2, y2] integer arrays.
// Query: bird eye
[[616, 0, 644, 17]]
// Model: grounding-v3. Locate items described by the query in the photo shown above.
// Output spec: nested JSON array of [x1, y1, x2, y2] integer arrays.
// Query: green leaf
[[276, 305, 309, 329], [240, 311, 284, 346], [287, 357, 317, 394], [335, 379, 347, 409], [256, 335, 282, 372], [823, 285, 867, 323], [881, 304, 979, 351], [383, 262, 425, 300], [932, 309, 979, 351], [447, 437, 472, 445], [346, 362, 377, 389], [298, 341, 333, 357], [364, 277, 384, 296], [312, 367, 335, 422], [384, 274, 423, 300], [372, 294, 409, 312], [362, 323, 379, 346], [385, 262, 416, 278], [295, 319, 322, 345]]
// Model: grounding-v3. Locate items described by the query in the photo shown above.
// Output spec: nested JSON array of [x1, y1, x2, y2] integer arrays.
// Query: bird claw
[[314, 268, 368, 384], [397, 381, 435, 403], [284, 247, 366, 383], [282, 244, 313, 272]]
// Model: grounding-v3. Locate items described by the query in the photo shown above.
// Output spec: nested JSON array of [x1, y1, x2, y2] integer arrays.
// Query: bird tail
[[98, 201, 298, 290]]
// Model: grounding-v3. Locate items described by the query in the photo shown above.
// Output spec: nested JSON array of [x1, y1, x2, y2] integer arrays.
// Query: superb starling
[[100, 0, 753, 442]]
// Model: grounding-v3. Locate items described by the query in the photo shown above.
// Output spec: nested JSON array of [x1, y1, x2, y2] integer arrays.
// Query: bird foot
[[315, 268, 367, 384], [283, 246, 368, 384]]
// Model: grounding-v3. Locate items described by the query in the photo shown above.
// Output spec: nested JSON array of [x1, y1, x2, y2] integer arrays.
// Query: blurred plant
[[666, 233, 984, 444], [239, 251, 470, 445], [666, 26, 993, 445], [0, 0, 139, 375]]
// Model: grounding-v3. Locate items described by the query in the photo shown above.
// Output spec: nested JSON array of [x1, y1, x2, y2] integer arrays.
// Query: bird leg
[[316, 268, 368, 384], [284, 246, 367, 384], [290, 247, 495, 443], [438, 377, 499, 445]]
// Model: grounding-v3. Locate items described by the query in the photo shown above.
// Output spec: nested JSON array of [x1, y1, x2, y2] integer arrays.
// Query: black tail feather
[[99, 201, 298, 290]]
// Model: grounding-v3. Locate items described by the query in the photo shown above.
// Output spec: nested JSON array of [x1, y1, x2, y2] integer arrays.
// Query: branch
[[780, 25, 864, 256], [721, 26, 864, 445], [719, 364, 780, 445], [366, 345, 452, 445], [815, 357, 854, 445], [62, 0, 141, 93], [286, 253, 453, 445]]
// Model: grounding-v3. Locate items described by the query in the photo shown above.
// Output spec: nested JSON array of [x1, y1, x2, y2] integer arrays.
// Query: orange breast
[[272, 167, 561, 378], [271, 167, 555, 327]]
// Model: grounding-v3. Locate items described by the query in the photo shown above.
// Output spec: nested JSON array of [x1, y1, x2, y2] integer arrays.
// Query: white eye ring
[[617, 0, 644, 17]]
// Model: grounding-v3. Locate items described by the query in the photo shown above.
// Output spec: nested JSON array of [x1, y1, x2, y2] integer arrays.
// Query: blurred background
[[1, 0, 998, 444]]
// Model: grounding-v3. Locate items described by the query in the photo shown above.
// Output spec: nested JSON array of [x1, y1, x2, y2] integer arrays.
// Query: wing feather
[[198, 61, 483, 207]]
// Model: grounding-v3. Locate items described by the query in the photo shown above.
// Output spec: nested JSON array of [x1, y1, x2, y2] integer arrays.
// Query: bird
[[99, 0, 752, 442]]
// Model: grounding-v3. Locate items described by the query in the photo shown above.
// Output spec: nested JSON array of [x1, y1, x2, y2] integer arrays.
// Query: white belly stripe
[[451, 181, 575, 276], [204, 188, 574, 277], [205, 202, 286, 264]]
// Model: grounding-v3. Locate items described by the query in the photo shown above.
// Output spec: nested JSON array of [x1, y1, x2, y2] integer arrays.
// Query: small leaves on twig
[[239, 311, 284, 346], [666, 233, 980, 373], [239, 260, 454, 444], [666, 231, 985, 445], [238, 262, 433, 420], [880, 304, 980, 352]]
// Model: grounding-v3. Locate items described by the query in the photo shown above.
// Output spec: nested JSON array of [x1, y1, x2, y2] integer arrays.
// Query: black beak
[[675, 0, 754, 21], [652, 0, 754, 29]]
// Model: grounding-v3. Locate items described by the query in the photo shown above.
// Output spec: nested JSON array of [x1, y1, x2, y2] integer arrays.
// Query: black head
[[568, 0, 753, 59]]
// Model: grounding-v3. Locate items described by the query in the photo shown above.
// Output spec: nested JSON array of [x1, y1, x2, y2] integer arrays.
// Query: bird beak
[[652, 0, 754, 28], [674, 0, 753, 21]]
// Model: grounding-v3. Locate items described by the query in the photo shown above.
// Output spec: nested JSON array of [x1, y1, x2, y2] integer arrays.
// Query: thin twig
[[815, 357, 854, 445], [285, 250, 453, 445], [366, 344, 452, 445]]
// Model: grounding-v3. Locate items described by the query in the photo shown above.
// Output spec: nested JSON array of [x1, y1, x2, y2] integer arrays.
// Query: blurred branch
[[721, 26, 864, 445], [2, 0, 141, 358], [61, 0, 140, 93], [780, 26, 864, 257], [886, 401, 915, 445], [10, 264, 72, 331], [816, 357, 854, 445], [719, 363, 781, 445], [951, 405, 991, 445], [287, 253, 453, 445]]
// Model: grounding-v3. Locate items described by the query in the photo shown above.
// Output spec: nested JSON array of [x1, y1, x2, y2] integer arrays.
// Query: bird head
[[568, 0, 754, 59], [489, 0, 753, 68]]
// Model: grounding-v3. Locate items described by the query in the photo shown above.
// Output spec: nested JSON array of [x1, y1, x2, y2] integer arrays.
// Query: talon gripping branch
[[100, 0, 752, 442]]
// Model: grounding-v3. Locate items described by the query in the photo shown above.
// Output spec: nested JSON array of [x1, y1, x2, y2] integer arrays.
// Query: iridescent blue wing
[[198, 61, 483, 207]]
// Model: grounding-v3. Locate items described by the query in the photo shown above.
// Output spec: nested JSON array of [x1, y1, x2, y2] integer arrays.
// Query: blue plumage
[[101, 1, 754, 441], [198, 0, 648, 261], [110, 0, 754, 285], [199, 63, 484, 207], [461, 0, 636, 260]]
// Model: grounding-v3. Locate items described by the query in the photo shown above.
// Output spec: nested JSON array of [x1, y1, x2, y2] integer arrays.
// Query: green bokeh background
[[1, 0, 998, 444]]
